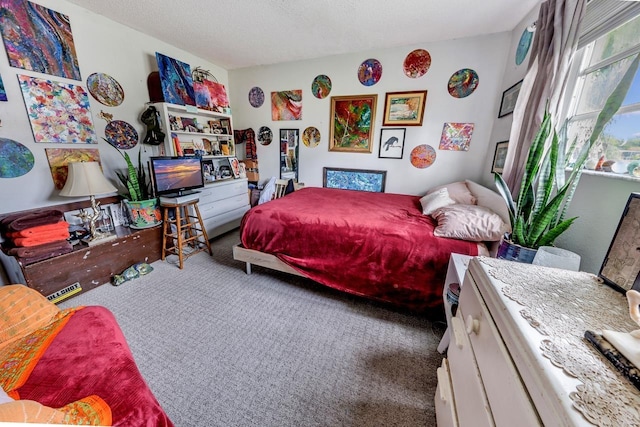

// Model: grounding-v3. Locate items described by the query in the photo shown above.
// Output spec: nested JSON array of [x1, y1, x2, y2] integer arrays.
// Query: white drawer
[[200, 179, 248, 203], [459, 274, 541, 426], [448, 315, 494, 427], [198, 194, 249, 219], [435, 358, 459, 427]]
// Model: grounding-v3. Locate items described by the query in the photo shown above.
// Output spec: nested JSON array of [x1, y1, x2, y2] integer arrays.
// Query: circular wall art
[[257, 126, 273, 145], [302, 127, 321, 148], [0, 138, 34, 178], [86, 72, 125, 106], [248, 87, 265, 108], [448, 68, 479, 98], [516, 28, 534, 65], [410, 144, 436, 169], [357, 58, 382, 86], [311, 75, 332, 99], [105, 120, 138, 149], [403, 49, 432, 78]]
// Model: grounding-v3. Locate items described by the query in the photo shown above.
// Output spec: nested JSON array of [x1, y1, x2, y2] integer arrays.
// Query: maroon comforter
[[240, 187, 479, 313]]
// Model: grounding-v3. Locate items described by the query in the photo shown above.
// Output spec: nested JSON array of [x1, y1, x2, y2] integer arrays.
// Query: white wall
[[229, 33, 511, 196], [0, 0, 228, 214]]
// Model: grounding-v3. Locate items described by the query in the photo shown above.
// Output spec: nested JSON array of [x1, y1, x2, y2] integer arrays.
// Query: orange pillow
[[0, 285, 60, 350]]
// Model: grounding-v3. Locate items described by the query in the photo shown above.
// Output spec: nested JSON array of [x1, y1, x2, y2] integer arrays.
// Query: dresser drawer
[[435, 358, 459, 427], [199, 179, 248, 203], [459, 273, 541, 426], [199, 193, 249, 218]]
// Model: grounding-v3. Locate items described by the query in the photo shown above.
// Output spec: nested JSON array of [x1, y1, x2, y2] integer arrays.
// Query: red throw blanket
[[240, 187, 479, 313], [1, 209, 64, 231]]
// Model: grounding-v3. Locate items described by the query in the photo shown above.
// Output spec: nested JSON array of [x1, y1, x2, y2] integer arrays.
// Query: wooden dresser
[[435, 257, 640, 427]]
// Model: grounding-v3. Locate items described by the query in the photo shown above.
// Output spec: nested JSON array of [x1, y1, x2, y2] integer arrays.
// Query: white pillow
[[432, 204, 510, 242], [419, 188, 456, 215]]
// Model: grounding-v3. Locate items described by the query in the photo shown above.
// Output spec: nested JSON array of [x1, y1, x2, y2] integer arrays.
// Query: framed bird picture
[[378, 128, 406, 159]]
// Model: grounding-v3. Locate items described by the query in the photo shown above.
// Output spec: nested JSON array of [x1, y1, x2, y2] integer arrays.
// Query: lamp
[[60, 161, 118, 246]]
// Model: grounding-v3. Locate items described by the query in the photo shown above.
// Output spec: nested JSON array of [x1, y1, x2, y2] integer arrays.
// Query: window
[[565, 12, 640, 178]]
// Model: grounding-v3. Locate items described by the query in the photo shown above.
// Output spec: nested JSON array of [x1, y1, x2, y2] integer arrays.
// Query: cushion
[[465, 179, 511, 229], [419, 188, 456, 215], [432, 204, 510, 242], [427, 181, 476, 205]]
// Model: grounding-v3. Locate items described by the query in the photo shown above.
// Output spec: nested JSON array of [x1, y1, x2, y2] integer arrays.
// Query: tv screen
[[150, 156, 204, 197]]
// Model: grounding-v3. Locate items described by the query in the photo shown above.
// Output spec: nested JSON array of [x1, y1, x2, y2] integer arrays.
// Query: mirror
[[280, 129, 299, 181]]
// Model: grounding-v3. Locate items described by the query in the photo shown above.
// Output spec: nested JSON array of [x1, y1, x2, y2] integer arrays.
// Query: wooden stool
[[161, 199, 212, 269]]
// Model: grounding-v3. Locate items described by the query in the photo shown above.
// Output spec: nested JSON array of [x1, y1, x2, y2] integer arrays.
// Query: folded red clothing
[[1, 209, 64, 232], [11, 232, 70, 247], [7, 221, 69, 238], [7, 240, 73, 258], [9, 243, 74, 265]]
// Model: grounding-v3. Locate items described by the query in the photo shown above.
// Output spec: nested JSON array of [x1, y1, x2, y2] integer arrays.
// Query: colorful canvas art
[[439, 122, 475, 151], [329, 95, 377, 152], [403, 49, 431, 78], [155, 52, 195, 106], [257, 126, 273, 145], [357, 58, 382, 86], [448, 68, 479, 98], [312, 75, 332, 99], [248, 86, 264, 108], [86, 72, 124, 106], [302, 126, 321, 147], [105, 120, 138, 149], [271, 90, 302, 120], [0, 138, 34, 178], [194, 79, 229, 112], [0, 0, 81, 80], [0, 74, 6, 101], [516, 28, 534, 65], [18, 75, 97, 144], [323, 167, 386, 193], [410, 144, 436, 168], [45, 148, 101, 189]]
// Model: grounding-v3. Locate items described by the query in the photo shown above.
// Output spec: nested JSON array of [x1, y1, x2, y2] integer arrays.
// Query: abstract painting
[[403, 49, 431, 78], [0, 74, 6, 101], [18, 75, 97, 144], [516, 28, 534, 65], [439, 122, 475, 151], [448, 68, 479, 98], [302, 126, 321, 148], [329, 94, 377, 153], [248, 86, 264, 107], [312, 75, 332, 99], [382, 90, 427, 126], [257, 126, 273, 145], [410, 144, 436, 168], [155, 52, 195, 106], [271, 90, 302, 120], [323, 167, 386, 193], [86, 72, 124, 106], [194, 79, 229, 112], [0, 138, 34, 178], [357, 58, 382, 86], [0, 0, 81, 80], [45, 148, 101, 189]]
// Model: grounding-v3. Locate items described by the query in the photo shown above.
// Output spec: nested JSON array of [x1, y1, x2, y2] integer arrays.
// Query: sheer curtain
[[501, 0, 586, 193]]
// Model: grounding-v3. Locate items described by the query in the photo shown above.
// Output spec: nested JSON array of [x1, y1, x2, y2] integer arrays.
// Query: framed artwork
[[382, 91, 427, 126], [155, 52, 195, 106], [271, 90, 302, 120], [378, 128, 406, 159], [329, 94, 377, 153], [323, 167, 386, 193], [228, 157, 241, 178], [439, 122, 474, 151], [492, 141, 509, 173], [498, 80, 523, 118]]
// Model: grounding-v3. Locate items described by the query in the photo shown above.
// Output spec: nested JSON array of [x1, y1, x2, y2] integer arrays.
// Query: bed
[[233, 180, 509, 314]]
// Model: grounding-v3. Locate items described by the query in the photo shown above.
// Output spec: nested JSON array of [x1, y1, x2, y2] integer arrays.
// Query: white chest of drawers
[[197, 178, 250, 238], [435, 257, 640, 427]]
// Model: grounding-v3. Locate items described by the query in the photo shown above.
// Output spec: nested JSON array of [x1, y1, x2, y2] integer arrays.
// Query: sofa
[[0, 285, 173, 425]]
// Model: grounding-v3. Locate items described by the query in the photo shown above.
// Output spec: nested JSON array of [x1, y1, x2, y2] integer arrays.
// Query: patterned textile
[[0, 396, 112, 425], [234, 128, 257, 159]]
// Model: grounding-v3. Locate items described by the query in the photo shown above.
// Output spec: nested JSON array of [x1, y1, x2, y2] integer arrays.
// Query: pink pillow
[[419, 188, 455, 215], [427, 181, 476, 205], [432, 204, 509, 242]]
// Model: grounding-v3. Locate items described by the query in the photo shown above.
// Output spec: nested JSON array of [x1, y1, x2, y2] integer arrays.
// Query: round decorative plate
[[257, 126, 273, 145], [105, 120, 138, 149], [302, 127, 321, 148], [448, 68, 479, 98], [311, 75, 332, 99], [357, 58, 382, 86], [410, 144, 436, 168], [403, 49, 432, 78], [86, 72, 124, 106], [516, 28, 534, 65], [248, 87, 265, 108], [0, 138, 34, 178]]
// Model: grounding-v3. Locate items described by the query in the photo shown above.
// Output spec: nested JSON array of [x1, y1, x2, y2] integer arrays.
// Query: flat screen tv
[[150, 156, 204, 197]]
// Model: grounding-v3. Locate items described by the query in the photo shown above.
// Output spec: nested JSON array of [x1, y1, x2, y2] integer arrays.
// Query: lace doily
[[478, 257, 640, 426]]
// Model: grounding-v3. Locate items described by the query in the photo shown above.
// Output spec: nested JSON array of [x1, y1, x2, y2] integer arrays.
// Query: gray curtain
[[502, 0, 586, 193]]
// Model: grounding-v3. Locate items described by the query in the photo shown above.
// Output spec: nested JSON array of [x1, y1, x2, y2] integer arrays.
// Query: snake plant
[[494, 53, 640, 249], [105, 139, 152, 201]]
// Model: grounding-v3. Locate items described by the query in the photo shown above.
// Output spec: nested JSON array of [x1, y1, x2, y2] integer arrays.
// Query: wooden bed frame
[[233, 244, 305, 277]]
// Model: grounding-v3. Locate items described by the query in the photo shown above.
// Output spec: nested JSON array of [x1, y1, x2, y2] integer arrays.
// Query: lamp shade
[[59, 161, 117, 197]]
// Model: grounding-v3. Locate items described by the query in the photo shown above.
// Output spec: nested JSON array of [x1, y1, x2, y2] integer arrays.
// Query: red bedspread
[[240, 187, 479, 313]]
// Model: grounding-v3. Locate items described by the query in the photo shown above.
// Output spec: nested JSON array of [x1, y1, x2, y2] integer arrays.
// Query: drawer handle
[[451, 316, 466, 349], [436, 367, 451, 402], [466, 315, 480, 335]]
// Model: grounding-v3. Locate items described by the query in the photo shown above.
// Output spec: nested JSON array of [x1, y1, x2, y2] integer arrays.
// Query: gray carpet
[[60, 230, 444, 426]]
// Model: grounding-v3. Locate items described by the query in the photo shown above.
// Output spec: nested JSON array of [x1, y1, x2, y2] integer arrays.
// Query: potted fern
[[494, 53, 640, 262]]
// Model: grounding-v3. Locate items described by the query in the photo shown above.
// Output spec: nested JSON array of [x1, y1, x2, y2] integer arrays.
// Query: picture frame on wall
[[378, 128, 406, 159], [498, 80, 523, 118], [323, 167, 387, 193], [329, 94, 377, 153], [492, 141, 509, 173], [382, 90, 427, 126]]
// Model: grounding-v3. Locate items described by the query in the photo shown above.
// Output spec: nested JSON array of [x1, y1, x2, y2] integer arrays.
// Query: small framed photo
[[228, 157, 241, 178], [498, 80, 523, 118], [378, 128, 406, 159], [492, 141, 509, 173], [382, 90, 427, 126]]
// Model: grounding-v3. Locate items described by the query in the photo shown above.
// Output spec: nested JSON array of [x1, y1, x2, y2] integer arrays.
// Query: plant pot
[[496, 239, 537, 264], [124, 198, 162, 229]]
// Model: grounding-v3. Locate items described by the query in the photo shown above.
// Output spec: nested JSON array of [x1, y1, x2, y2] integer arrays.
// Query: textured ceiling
[[66, 0, 542, 70]]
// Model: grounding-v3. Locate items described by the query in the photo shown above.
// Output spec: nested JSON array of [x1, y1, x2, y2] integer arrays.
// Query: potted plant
[[107, 140, 162, 229], [494, 53, 640, 262]]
